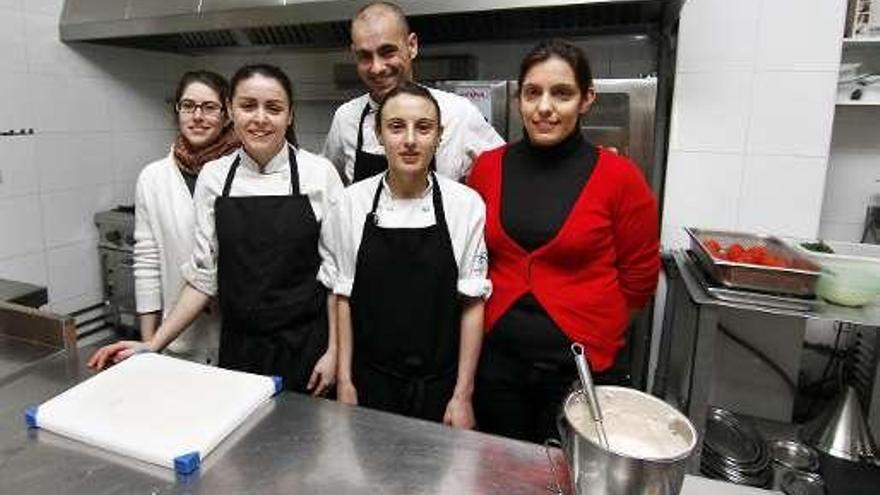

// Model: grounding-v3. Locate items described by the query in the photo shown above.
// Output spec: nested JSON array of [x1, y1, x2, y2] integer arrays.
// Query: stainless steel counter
[[0, 342, 573, 494], [0, 335, 62, 386], [0, 339, 778, 494], [0, 277, 47, 308]]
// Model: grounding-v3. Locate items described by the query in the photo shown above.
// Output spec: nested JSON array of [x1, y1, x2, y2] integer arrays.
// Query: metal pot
[[557, 386, 697, 495]]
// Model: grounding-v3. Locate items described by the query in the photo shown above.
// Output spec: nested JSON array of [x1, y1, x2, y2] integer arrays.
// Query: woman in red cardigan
[[467, 39, 660, 443]]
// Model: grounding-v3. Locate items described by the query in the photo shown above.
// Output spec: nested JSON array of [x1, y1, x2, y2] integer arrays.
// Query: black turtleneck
[[489, 129, 599, 366], [501, 129, 598, 251]]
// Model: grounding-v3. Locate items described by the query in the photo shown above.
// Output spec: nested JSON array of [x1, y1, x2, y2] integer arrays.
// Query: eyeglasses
[[176, 99, 224, 118]]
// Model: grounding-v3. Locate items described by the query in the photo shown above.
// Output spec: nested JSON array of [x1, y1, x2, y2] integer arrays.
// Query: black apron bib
[[353, 103, 388, 183], [350, 173, 461, 421], [215, 146, 328, 392]]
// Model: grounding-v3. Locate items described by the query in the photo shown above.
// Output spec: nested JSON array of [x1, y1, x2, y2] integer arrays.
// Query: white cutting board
[[27, 352, 279, 474]]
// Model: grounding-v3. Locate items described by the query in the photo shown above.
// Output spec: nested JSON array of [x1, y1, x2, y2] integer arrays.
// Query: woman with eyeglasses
[[90, 64, 344, 396], [329, 82, 490, 427], [131, 70, 239, 365]]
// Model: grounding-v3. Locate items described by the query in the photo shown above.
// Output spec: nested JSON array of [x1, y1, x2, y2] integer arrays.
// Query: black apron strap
[[221, 154, 242, 197], [287, 145, 300, 192], [353, 102, 391, 183], [366, 174, 384, 225], [356, 102, 371, 154], [428, 172, 446, 230]]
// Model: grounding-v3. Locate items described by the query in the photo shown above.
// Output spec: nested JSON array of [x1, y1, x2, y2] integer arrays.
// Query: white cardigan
[[133, 153, 220, 363]]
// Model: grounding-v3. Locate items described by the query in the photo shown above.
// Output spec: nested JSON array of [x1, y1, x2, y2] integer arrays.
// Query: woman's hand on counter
[[87, 340, 152, 370], [443, 395, 476, 430], [307, 348, 336, 397], [337, 380, 358, 405]]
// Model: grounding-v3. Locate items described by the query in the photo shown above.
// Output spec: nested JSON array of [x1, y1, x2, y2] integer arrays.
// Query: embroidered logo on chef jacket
[[471, 250, 488, 276]]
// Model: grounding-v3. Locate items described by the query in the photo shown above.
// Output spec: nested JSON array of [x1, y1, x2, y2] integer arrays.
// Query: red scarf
[[172, 126, 240, 175]]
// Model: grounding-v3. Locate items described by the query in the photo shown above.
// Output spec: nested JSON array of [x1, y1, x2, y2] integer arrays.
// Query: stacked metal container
[[700, 408, 773, 487]]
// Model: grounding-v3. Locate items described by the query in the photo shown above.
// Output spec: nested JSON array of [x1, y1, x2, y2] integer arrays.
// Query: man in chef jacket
[[322, 1, 504, 185]]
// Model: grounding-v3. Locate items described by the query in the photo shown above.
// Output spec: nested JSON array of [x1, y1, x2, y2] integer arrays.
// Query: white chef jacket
[[323, 172, 492, 299], [322, 87, 505, 184], [133, 153, 221, 362], [181, 145, 344, 296]]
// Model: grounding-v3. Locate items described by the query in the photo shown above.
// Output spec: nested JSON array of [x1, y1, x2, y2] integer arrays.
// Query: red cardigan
[[468, 146, 660, 371]]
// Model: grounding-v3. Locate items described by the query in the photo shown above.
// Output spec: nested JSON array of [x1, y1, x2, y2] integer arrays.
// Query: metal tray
[[769, 440, 819, 472], [686, 251, 819, 312], [685, 227, 822, 297]]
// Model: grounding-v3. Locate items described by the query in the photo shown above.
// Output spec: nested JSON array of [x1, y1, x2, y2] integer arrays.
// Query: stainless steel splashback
[[60, 0, 677, 53]]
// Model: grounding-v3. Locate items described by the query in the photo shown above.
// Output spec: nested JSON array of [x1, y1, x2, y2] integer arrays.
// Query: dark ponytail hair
[[374, 81, 442, 132], [229, 64, 298, 147]]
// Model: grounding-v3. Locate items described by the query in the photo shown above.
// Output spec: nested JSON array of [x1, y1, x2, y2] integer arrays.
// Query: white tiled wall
[[0, 0, 189, 312], [662, 0, 847, 246]]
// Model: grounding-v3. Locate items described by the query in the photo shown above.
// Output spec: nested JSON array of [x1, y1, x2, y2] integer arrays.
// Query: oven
[[94, 207, 138, 338]]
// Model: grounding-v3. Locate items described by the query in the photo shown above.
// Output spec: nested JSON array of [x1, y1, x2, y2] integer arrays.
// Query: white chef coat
[[181, 144, 344, 296], [323, 172, 491, 299], [133, 153, 221, 362], [322, 87, 505, 184]]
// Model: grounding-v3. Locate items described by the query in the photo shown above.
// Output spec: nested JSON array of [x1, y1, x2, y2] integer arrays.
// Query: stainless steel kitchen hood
[[60, 0, 679, 53]]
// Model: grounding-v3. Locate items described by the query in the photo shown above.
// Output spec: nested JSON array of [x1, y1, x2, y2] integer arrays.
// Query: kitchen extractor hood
[[60, 0, 682, 54]]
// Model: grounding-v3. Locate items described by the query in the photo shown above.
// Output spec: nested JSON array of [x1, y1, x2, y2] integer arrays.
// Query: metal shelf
[[836, 99, 880, 106], [844, 37, 880, 45]]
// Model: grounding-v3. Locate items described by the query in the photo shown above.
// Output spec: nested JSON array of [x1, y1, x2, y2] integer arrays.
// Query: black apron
[[352, 103, 388, 183], [214, 146, 328, 392], [350, 173, 461, 421]]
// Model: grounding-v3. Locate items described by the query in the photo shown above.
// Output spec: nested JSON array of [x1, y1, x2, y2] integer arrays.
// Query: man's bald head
[[350, 1, 418, 100], [352, 2, 410, 36]]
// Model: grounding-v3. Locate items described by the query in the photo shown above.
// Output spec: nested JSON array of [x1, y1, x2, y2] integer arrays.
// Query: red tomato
[[762, 255, 787, 268], [744, 246, 768, 265], [704, 239, 723, 258], [726, 243, 746, 262], [747, 245, 768, 259]]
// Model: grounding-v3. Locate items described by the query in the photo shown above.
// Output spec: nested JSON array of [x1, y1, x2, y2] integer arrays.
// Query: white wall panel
[[0, 252, 48, 287], [755, 0, 846, 72], [676, 0, 761, 73], [0, 72, 34, 131], [0, 139, 38, 199], [747, 71, 838, 157], [738, 155, 827, 237], [0, 7, 28, 73], [669, 71, 753, 153], [40, 184, 115, 249], [35, 132, 114, 192], [46, 239, 101, 304], [0, 195, 44, 259], [663, 151, 743, 230]]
